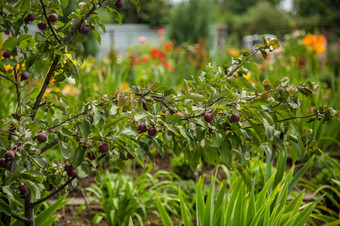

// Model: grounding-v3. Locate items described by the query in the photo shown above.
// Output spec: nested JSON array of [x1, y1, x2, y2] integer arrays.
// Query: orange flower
[[150, 49, 166, 59], [303, 34, 327, 54], [121, 82, 129, 90]]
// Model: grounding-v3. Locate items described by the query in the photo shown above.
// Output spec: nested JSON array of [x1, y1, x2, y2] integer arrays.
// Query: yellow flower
[[61, 85, 79, 96], [227, 48, 240, 57], [244, 71, 253, 83], [121, 82, 129, 90]]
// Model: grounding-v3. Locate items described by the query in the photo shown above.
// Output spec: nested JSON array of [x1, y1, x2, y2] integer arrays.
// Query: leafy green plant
[[86, 166, 181, 225], [0, 1, 339, 225], [156, 158, 330, 226]]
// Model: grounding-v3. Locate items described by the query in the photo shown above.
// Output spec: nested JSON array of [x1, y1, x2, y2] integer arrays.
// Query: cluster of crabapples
[[0, 133, 48, 196], [203, 112, 240, 123]]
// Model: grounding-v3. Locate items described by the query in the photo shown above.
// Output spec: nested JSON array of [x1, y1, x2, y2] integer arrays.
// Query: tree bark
[[24, 191, 35, 226]]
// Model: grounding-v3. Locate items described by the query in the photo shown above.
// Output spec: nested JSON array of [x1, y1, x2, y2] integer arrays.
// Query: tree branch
[[39, 139, 58, 155], [13, 65, 21, 110], [11, 213, 29, 223], [49, 110, 88, 130], [39, 0, 62, 44], [32, 175, 77, 206], [276, 114, 316, 123], [64, 3, 97, 45], [31, 54, 61, 119], [0, 74, 17, 84]]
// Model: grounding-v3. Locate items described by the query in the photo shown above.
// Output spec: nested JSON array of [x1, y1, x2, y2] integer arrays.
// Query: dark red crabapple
[[67, 169, 76, 177], [230, 113, 240, 122], [2, 51, 10, 58], [25, 13, 35, 23], [98, 143, 108, 153], [5, 150, 15, 161], [65, 163, 74, 173], [127, 152, 134, 159], [114, 0, 124, 8], [79, 25, 91, 34], [138, 123, 147, 133], [48, 13, 58, 22], [37, 132, 47, 143], [38, 21, 47, 30], [0, 158, 9, 168], [204, 113, 213, 123], [87, 151, 96, 160], [148, 127, 157, 136], [18, 184, 28, 196], [21, 72, 29, 81]]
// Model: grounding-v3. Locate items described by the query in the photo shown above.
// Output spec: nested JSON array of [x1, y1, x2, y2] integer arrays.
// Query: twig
[[223, 49, 260, 81], [31, 54, 61, 119], [244, 88, 278, 101], [39, 0, 62, 44], [49, 110, 88, 130], [40, 139, 58, 155], [13, 65, 21, 110], [32, 175, 77, 206], [11, 213, 29, 223], [0, 74, 17, 84], [276, 114, 316, 123]]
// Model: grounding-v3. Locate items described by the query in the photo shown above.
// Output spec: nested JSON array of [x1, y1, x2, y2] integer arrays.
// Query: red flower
[[164, 42, 173, 51], [150, 49, 166, 59], [161, 60, 174, 72], [142, 56, 149, 63], [158, 28, 165, 35]]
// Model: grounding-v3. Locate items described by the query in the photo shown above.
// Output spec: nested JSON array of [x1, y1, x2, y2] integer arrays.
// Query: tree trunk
[[24, 191, 35, 226]]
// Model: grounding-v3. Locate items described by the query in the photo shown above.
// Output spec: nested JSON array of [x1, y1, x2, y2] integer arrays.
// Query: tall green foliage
[[167, 0, 213, 48]]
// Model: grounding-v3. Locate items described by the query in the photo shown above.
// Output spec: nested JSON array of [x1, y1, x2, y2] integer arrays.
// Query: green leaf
[[61, 0, 68, 8], [76, 164, 91, 178], [249, 62, 260, 79], [288, 155, 314, 193], [59, 140, 71, 159], [2, 186, 15, 199], [31, 156, 45, 168], [92, 29, 101, 45], [0, 199, 11, 215], [129, 0, 141, 12], [155, 192, 173, 226], [211, 132, 225, 148], [179, 189, 192, 226], [2, 35, 31, 50], [221, 139, 232, 164], [73, 146, 85, 167], [81, 119, 90, 141], [35, 193, 71, 225], [23, 179, 41, 200]]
